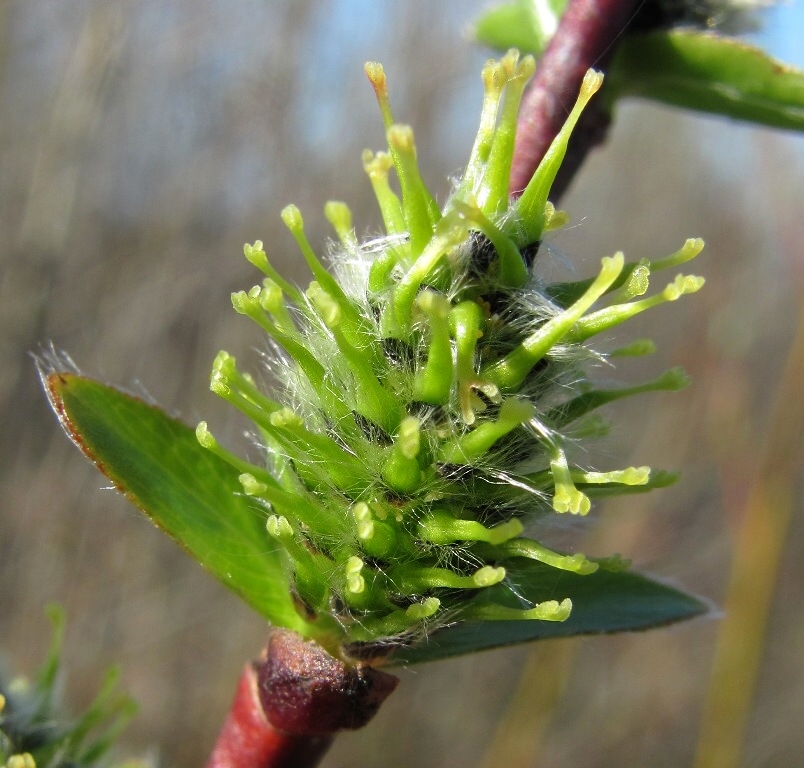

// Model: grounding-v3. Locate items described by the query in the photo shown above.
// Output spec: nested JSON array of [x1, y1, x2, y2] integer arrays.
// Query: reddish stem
[[205, 664, 333, 768], [510, 0, 642, 199], [206, 630, 398, 768]]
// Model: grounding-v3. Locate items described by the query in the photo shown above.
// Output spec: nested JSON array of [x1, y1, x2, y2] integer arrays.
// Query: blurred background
[[1, 2, 802, 766]]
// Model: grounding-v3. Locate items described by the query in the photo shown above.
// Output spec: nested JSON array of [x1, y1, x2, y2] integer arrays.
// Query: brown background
[[2, 3, 802, 766]]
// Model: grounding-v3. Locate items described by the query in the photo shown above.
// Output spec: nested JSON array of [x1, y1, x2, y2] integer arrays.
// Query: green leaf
[[35, 605, 65, 708], [474, 0, 568, 57], [45, 373, 308, 634], [391, 561, 707, 664], [607, 30, 804, 131]]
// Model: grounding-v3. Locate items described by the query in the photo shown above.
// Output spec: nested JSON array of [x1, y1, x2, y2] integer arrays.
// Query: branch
[[204, 663, 334, 768], [510, 0, 642, 199], [206, 630, 399, 768]]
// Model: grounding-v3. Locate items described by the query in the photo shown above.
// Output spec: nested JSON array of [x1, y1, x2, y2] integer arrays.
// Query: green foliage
[[42, 372, 309, 637], [608, 30, 804, 131], [394, 563, 709, 664], [44, 372, 707, 664], [475, 3, 804, 132], [0, 608, 141, 768], [474, 0, 568, 57]]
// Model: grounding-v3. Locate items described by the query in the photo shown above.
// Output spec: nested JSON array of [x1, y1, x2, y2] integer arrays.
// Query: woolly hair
[[198, 53, 705, 658]]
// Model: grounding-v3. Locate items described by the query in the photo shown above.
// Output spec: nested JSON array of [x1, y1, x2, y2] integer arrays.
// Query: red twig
[[510, 0, 642, 199], [206, 630, 398, 768], [205, 663, 334, 768]]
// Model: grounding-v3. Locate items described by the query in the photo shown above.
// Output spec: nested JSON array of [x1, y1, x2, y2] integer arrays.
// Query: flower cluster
[[198, 52, 704, 655]]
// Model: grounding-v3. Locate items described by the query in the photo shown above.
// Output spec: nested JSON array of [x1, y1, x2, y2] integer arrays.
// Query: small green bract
[[198, 52, 704, 658]]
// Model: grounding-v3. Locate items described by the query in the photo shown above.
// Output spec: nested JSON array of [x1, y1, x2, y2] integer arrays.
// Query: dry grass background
[[1, 2, 802, 767]]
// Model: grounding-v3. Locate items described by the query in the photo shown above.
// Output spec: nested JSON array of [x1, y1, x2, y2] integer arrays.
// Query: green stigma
[[199, 52, 704, 657]]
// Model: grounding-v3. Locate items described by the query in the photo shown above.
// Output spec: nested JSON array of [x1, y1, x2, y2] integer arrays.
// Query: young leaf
[[607, 30, 804, 131], [474, 0, 568, 56], [391, 562, 708, 665], [44, 372, 308, 634]]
